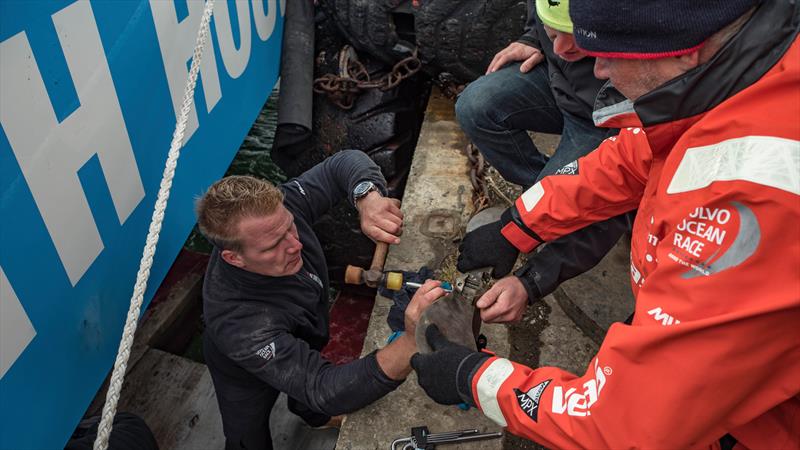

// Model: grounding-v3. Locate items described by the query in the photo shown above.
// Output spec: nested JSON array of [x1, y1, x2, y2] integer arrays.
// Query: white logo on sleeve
[[292, 180, 306, 196], [256, 342, 276, 361], [552, 358, 610, 417], [647, 307, 681, 326]]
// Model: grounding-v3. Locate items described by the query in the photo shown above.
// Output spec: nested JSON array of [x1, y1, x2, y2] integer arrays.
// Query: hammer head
[[363, 268, 384, 287], [344, 265, 385, 288]]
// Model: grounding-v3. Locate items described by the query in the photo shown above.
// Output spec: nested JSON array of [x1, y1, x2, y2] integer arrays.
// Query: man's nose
[[286, 235, 303, 253], [594, 58, 611, 80], [553, 35, 571, 56]]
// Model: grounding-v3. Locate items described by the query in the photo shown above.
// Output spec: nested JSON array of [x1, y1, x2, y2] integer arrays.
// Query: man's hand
[[376, 280, 445, 381], [457, 220, 519, 278], [477, 276, 529, 323], [357, 191, 403, 244], [410, 325, 490, 406], [404, 280, 448, 337], [486, 42, 544, 74]]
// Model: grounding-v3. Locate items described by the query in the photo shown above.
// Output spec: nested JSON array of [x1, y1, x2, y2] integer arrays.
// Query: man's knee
[[455, 82, 483, 134], [455, 74, 505, 133]]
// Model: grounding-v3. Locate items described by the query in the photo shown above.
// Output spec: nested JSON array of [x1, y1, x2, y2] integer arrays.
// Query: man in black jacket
[[455, 0, 633, 322], [196, 150, 445, 450]]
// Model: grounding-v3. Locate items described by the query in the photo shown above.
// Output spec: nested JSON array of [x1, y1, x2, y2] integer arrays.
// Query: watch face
[[354, 181, 374, 198]]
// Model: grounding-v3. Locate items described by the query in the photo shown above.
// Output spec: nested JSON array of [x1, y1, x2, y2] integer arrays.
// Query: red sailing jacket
[[472, 2, 800, 449]]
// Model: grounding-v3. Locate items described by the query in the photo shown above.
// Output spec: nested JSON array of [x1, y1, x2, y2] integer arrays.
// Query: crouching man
[[196, 150, 445, 450]]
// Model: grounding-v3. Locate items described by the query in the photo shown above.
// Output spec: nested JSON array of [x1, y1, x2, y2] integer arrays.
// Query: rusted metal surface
[[415, 270, 491, 354]]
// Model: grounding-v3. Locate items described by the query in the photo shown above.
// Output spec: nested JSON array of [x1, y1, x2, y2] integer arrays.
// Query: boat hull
[[0, 1, 284, 448]]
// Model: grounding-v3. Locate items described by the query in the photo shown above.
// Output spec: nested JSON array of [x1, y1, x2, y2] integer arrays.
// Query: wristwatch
[[353, 180, 378, 201]]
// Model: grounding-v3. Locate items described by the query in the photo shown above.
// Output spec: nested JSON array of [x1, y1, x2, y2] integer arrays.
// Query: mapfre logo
[[647, 307, 680, 326], [555, 160, 579, 176], [513, 380, 551, 423], [552, 358, 610, 416]]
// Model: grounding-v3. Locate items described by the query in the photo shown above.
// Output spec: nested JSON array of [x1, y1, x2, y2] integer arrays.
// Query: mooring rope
[[93, 1, 215, 448]]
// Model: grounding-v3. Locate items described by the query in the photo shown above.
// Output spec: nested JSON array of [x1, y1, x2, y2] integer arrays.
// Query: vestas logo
[[552, 358, 610, 416], [514, 380, 551, 423], [647, 307, 680, 326]]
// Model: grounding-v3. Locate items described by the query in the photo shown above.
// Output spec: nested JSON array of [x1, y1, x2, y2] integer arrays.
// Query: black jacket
[[202, 150, 401, 416]]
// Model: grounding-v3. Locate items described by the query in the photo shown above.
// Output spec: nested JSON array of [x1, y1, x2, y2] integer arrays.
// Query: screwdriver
[[383, 271, 453, 293]]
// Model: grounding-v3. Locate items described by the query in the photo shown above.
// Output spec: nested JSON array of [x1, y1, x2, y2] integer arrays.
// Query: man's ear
[[676, 51, 701, 71], [221, 249, 245, 268]]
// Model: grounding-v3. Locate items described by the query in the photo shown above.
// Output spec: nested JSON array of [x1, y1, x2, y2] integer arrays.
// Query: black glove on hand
[[410, 325, 491, 406], [457, 219, 519, 278]]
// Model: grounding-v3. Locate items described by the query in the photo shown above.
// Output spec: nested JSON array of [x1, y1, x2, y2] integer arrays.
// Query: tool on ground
[[390, 426, 502, 450], [344, 241, 390, 288]]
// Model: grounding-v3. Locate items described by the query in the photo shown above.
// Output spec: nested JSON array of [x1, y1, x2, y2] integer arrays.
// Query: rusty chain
[[466, 142, 489, 211], [314, 48, 422, 110]]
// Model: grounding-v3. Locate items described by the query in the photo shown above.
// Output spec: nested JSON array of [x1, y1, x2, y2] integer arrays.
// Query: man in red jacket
[[413, 1, 800, 448]]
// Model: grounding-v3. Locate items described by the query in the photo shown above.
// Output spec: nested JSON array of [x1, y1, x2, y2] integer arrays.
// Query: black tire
[[319, 0, 527, 84], [415, 0, 528, 82], [317, 0, 409, 67]]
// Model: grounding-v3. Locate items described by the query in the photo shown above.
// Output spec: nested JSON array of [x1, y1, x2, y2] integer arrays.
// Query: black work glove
[[410, 325, 491, 406], [457, 219, 519, 278]]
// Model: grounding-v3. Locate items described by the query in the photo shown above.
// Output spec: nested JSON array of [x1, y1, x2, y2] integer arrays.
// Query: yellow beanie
[[536, 0, 573, 34]]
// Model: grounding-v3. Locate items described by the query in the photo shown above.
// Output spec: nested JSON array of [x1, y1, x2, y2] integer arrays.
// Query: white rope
[[94, 1, 215, 448]]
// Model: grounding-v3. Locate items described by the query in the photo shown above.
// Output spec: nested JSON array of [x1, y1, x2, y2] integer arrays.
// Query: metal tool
[[414, 269, 491, 354], [390, 427, 502, 450], [398, 279, 452, 293]]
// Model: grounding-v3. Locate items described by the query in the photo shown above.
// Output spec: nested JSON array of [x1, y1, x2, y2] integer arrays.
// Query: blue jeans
[[456, 62, 613, 187]]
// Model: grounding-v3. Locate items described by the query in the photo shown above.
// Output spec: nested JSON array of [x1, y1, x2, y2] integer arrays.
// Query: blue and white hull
[[0, 1, 284, 448]]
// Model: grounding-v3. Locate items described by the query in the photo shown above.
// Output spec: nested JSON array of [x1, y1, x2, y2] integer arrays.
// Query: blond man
[[197, 150, 444, 450]]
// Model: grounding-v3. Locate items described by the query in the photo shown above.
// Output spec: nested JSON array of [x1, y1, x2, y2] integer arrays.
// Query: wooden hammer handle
[[370, 241, 390, 271]]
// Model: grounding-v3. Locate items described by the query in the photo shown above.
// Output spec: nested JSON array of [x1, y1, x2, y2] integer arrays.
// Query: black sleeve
[[219, 324, 402, 416], [514, 211, 635, 301], [281, 149, 387, 225], [516, 0, 542, 49]]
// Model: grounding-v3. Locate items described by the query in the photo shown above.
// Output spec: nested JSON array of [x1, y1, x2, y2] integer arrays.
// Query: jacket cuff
[[513, 265, 544, 305], [515, 36, 539, 48], [500, 207, 543, 253], [456, 352, 491, 406], [365, 350, 405, 389]]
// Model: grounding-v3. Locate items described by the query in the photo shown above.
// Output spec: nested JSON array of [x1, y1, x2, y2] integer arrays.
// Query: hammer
[[344, 241, 396, 288]]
